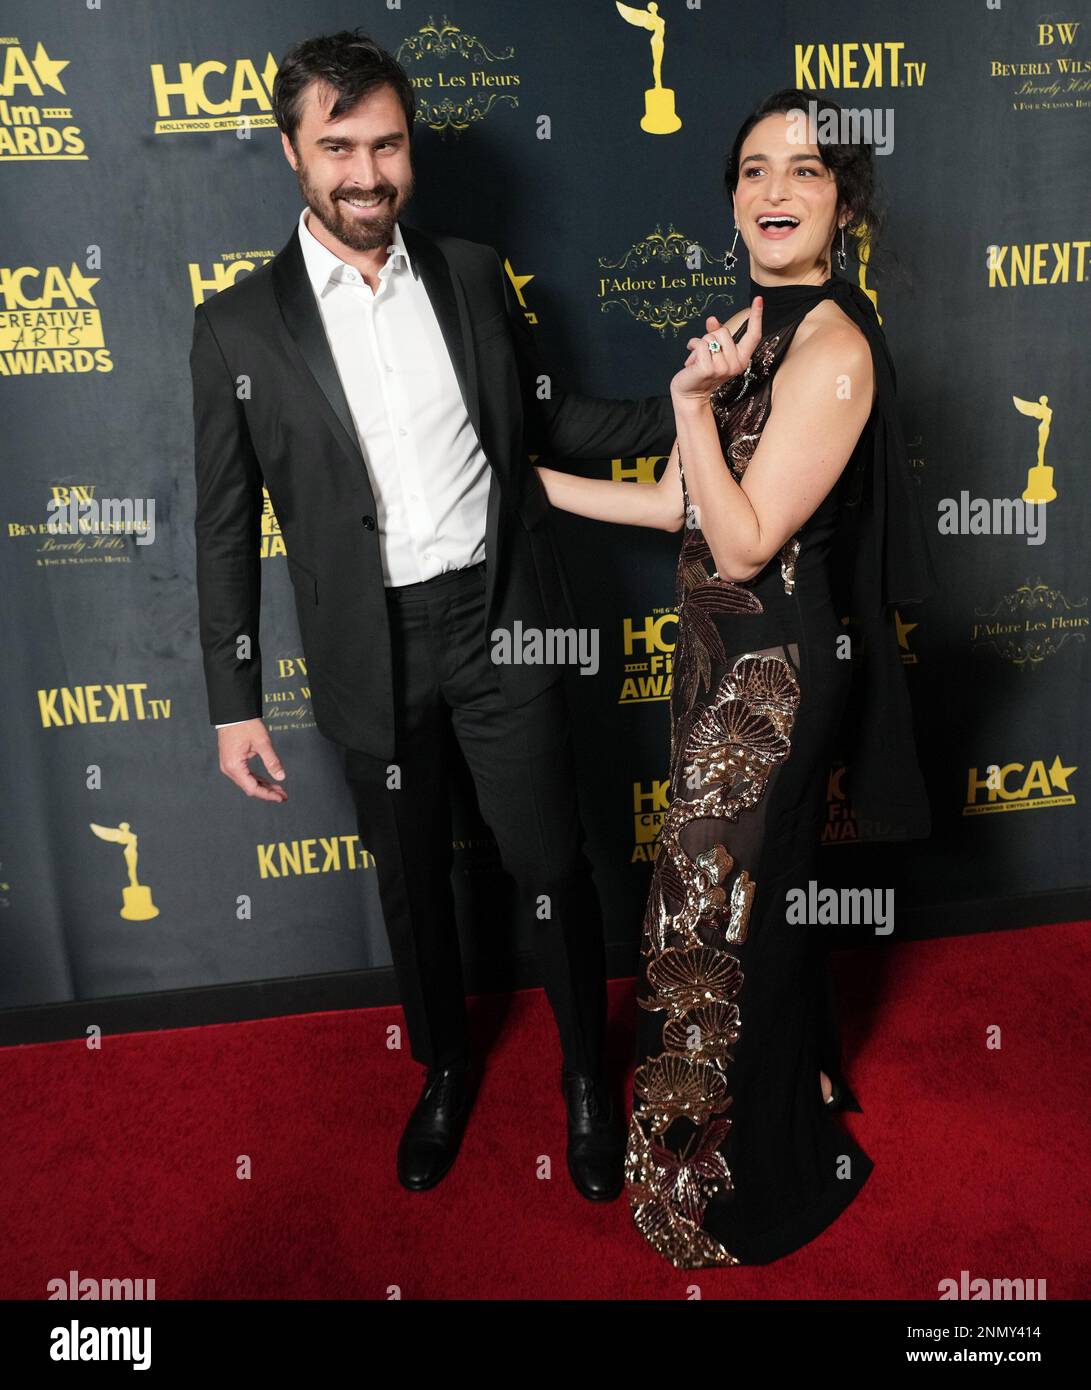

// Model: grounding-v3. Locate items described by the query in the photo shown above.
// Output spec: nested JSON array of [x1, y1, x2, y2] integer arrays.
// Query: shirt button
[[361, 515, 376, 530], [398, 427, 407, 436], [385, 364, 393, 373]]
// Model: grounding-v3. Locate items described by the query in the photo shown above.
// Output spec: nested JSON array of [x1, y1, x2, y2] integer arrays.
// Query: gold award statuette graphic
[[616, 2, 681, 133], [90, 821, 159, 920], [1012, 393, 1057, 503]]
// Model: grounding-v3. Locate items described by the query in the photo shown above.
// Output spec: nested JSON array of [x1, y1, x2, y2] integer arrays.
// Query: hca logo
[[632, 778, 669, 862], [0, 260, 111, 374], [964, 756, 1076, 814], [0, 40, 87, 160], [150, 54, 278, 132]]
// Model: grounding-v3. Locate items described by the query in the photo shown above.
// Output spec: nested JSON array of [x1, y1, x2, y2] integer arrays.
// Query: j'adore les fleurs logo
[[396, 17, 520, 132], [597, 226, 737, 336]]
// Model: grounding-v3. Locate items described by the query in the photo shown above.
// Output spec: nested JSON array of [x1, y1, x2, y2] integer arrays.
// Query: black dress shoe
[[560, 1067, 626, 1201], [397, 1061, 475, 1192]]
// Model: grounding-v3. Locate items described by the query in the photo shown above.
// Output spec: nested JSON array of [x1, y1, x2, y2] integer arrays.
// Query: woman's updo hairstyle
[[724, 87, 889, 273]]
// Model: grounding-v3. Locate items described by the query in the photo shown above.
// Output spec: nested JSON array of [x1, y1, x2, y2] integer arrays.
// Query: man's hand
[[217, 719, 287, 802], [671, 297, 764, 402]]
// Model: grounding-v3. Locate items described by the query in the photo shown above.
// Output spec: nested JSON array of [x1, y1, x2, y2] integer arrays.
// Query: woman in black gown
[[536, 88, 935, 1267]]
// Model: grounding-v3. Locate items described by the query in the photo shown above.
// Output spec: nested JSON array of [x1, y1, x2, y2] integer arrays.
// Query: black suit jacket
[[190, 220, 676, 758]]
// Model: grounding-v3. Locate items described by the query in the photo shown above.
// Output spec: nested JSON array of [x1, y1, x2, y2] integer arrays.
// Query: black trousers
[[343, 561, 607, 1077]]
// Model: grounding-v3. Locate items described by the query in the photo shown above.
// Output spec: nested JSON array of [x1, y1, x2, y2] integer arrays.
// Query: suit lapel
[[400, 222, 482, 441], [270, 220, 486, 468], [269, 217, 503, 593], [402, 225, 505, 579], [270, 226, 369, 477]]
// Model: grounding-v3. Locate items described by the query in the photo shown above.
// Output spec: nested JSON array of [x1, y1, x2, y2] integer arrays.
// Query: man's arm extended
[[496, 251, 676, 462], [190, 302, 265, 727]]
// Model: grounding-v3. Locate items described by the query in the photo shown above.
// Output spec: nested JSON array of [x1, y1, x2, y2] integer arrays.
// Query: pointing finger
[[747, 294, 763, 343], [737, 295, 764, 357]]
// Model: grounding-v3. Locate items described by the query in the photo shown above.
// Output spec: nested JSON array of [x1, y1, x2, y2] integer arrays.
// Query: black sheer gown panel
[[625, 292, 876, 1268]]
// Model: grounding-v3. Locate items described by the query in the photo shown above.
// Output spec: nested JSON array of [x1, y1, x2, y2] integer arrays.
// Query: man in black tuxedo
[[190, 31, 675, 1200]]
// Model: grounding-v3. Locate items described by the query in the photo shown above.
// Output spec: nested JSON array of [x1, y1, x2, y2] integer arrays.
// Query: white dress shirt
[[216, 206, 493, 729]]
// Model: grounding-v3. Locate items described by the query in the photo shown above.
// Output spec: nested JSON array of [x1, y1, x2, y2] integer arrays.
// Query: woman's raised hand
[[670, 296, 764, 402]]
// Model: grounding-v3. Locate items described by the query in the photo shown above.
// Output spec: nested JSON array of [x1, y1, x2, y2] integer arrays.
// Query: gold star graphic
[[1048, 756, 1076, 793], [894, 610, 918, 651], [66, 264, 100, 305], [31, 43, 70, 94]]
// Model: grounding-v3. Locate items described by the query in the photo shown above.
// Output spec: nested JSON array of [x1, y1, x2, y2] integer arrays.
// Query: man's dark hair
[[272, 28, 416, 148]]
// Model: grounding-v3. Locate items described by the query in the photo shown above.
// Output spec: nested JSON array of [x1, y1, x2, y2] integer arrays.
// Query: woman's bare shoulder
[[777, 300, 876, 404], [792, 296, 869, 352]]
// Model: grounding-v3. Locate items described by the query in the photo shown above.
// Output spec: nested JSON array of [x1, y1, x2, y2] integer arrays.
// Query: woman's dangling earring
[[725, 223, 740, 269], [835, 224, 847, 271]]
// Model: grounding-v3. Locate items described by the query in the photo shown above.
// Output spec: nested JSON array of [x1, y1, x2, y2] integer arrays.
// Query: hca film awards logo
[[0, 37, 86, 161], [619, 604, 676, 704]]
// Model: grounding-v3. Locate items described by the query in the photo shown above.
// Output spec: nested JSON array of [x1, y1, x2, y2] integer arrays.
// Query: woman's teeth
[[756, 215, 800, 239]]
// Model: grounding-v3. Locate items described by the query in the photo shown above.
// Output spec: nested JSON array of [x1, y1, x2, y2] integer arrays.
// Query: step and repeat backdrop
[[2, 1, 1088, 1013]]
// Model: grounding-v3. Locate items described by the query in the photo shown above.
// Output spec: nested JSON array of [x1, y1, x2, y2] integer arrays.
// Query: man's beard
[[298, 164, 413, 251]]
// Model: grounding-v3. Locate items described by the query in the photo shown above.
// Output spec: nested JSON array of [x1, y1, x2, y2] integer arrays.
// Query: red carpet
[[4, 920, 1089, 1299]]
